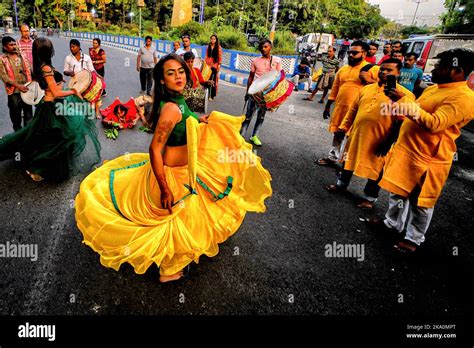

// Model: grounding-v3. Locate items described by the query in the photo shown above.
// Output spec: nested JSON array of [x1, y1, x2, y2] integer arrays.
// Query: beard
[[348, 56, 363, 66]]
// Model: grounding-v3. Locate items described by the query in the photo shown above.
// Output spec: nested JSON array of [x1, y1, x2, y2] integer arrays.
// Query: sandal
[[393, 240, 417, 253], [26, 170, 44, 182], [302, 97, 313, 101], [324, 184, 347, 193], [315, 157, 336, 166], [318, 100, 324, 104], [357, 199, 374, 211]]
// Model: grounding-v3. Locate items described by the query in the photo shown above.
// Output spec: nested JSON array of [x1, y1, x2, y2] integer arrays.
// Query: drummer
[[241, 39, 282, 146], [0, 36, 33, 131], [63, 39, 101, 117], [63, 39, 95, 77]]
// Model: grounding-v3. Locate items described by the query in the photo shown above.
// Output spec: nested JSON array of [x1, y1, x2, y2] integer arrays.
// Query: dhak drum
[[248, 70, 295, 112], [68, 70, 106, 103], [201, 60, 213, 81], [21, 81, 45, 105]]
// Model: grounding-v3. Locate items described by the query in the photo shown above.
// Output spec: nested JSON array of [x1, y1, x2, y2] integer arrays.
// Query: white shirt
[[179, 47, 199, 59], [63, 52, 95, 75]]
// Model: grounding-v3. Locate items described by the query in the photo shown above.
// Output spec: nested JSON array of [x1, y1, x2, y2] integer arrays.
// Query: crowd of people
[[0, 26, 473, 282]]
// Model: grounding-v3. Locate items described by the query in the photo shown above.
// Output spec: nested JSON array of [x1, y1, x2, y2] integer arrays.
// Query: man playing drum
[[64, 39, 101, 117], [241, 39, 282, 146]]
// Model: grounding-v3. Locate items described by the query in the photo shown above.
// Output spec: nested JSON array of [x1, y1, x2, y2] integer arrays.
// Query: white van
[[402, 34, 474, 88], [298, 33, 335, 57]]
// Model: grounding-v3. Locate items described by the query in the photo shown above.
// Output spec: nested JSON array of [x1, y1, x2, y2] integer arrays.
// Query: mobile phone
[[386, 75, 396, 91]]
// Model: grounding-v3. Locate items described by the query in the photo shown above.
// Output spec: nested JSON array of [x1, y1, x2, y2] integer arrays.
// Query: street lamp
[[91, 8, 96, 17], [129, 12, 134, 23]]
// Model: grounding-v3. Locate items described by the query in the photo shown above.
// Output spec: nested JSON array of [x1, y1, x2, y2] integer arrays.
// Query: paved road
[[0, 35, 473, 321]]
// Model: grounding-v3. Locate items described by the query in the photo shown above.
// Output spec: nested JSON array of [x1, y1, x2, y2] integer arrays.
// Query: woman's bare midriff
[[43, 83, 63, 102], [163, 144, 188, 167]]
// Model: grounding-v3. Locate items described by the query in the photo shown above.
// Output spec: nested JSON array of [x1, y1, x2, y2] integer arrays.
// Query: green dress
[[0, 93, 101, 181]]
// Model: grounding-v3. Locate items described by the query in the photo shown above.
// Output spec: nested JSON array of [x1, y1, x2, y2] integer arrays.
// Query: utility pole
[[411, 0, 428, 26], [269, 0, 279, 42], [266, 0, 271, 30], [238, 0, 246, 31]]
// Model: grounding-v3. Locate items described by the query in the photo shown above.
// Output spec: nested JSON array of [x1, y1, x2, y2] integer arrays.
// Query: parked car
[[247, 34, 260, 48], [402, 34, 474, 89], [297, 33, 335, 59]]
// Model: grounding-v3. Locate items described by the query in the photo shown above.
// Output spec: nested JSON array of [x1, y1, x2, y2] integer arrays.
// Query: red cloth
[[377, 54, 391, 65], [365, 55, 376, 64], [100, 97, 139, 129], [191, 67, 206, 89], [89, 48, 106, 70]]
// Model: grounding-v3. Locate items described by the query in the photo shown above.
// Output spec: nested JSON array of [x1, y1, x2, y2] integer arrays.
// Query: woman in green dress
[[0, 38, 101, 181]]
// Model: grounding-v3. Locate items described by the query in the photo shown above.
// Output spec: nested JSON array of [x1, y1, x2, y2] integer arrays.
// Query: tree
[[441, 0, 474, 34]]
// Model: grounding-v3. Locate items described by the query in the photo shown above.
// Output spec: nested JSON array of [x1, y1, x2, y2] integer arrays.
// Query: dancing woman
[[0, 38, 101, 181], [75, 54, 272, 282]]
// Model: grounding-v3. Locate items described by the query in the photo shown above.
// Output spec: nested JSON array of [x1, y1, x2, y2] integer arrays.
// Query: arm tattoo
[[155, 120, 174, 144], [157, 174, 169, 191]]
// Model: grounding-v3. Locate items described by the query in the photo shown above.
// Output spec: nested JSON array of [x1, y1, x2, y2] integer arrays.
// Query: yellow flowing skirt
[[75, 111, 272, 276]]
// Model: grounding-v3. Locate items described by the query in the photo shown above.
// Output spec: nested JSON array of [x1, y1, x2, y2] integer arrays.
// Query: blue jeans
[[240, 98, 266, 138]]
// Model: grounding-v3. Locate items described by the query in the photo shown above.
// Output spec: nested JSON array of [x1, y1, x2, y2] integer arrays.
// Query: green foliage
[[441, 0, 474, 34], [272, 30, 297, 55], [401, 25, 432, 38]]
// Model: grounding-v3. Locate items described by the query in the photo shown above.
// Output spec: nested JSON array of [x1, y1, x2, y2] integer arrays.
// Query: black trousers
[[96, 66, 106, 94], [209, 67, 218, 99], [7, 93, 33, 131], [139, 68, 153, 95], [338, 168, 383, 199]]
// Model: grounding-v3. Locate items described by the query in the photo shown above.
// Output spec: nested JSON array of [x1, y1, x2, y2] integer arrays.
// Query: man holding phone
[[368, 48, 474, 253], [324, 58, 414, 210]]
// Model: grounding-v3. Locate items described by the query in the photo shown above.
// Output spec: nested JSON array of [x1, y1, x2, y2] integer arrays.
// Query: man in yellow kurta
[[370, 48, 474, 252], [324, 58, 414, 210], [316, 40, 379, 165]]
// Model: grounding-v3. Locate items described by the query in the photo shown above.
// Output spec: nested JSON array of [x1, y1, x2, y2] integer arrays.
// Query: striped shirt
[[16, 38, 34, 66], [321, 56, 339, 74]]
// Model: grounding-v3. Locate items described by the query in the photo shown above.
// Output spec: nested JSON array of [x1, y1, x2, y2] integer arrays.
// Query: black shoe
[[307, 89, 313, 93]]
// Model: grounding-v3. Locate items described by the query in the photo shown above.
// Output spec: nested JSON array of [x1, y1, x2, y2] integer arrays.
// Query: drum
[[183, 86, 208, 114], [21, 81, 44, 105], [68, 70, 106, 103], [248, 70, 294, 112], [201, 60, 212, 81]]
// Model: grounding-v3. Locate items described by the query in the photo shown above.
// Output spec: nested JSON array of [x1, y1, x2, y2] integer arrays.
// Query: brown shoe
[[394, 240, 417, 253], [357, 199, 374, 211], [324, 184, 347, 193], [315, 157, 337, 166]]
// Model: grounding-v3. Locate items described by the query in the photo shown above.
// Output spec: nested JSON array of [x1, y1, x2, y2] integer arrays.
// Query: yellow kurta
[[339, 83, 414, 180], [328, 62, 379, 133], [379, 81, 474, 208]]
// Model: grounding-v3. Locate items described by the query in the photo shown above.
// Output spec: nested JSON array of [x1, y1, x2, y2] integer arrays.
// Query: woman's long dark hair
[[32, 38, 55, 82], [207, 34, 220, 61], [149, 53, 192, 131]]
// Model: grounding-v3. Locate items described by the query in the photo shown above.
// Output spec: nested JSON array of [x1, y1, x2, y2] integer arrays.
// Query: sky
[[367, 0, 447, 27]]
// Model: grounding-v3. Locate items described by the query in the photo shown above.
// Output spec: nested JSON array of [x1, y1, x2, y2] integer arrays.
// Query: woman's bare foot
[[26, 170, 44, 182], [159, 271, 184, 283]]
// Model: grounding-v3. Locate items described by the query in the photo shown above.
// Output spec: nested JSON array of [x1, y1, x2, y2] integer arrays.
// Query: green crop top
[[160, 95, 199, 147]]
